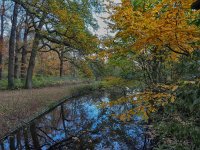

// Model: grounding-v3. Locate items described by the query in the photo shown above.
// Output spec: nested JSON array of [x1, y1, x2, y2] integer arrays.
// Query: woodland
[[0, 0, 200, 149]]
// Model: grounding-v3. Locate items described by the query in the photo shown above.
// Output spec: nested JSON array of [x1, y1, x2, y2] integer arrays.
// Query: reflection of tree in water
[[0, 92, 151, 150]]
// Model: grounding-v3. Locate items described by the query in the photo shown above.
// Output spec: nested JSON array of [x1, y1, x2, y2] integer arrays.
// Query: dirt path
[[0, 83, 95, 138]]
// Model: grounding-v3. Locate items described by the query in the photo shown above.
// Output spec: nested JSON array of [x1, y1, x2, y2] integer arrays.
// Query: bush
[[152, 81, 200, 149]]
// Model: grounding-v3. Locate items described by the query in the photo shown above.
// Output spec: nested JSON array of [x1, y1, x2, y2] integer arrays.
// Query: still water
[[0, 91, 151, 150]]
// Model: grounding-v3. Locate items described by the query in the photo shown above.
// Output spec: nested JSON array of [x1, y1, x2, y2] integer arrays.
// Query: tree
[[14, 11, 24, 79], [21, 13, 30, 79], [105, 0, 200, 85], [110, 0, 199, 57], [0, 0, 5, 80], [100, 0, 200, 123], [25, 19, 44, 89], [11, 0, 101, 88], [8, 2, 19, 89]]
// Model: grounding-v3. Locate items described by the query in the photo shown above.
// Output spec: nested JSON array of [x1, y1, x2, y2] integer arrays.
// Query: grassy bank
[[0, 76, 90, 90], [0, 82, 101, 138]]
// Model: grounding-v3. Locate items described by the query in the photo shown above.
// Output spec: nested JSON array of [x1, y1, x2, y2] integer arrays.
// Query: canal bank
[[0, 82, 101, 139]]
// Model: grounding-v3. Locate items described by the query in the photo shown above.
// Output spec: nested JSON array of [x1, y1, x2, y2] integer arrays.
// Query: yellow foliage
[[102, 76, 133, 89], [35, 51, 60, 76], [101, 83, 178, 121], [46, 1, 98, 53], [108, 0, 200, 59]]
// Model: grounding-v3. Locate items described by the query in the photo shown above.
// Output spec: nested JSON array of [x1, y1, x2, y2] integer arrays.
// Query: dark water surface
[[0, 91, 151, 150]]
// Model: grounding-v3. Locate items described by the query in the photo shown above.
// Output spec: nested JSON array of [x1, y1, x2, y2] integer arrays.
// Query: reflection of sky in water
[[2, 139, 9, 150], [82, 102, 100, 120], [1, 92, 150, 150], [101, 97, 110, 103]]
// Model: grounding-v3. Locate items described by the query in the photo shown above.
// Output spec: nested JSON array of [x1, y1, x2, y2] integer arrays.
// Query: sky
[[92, 0, 121, 38], [94, 13, 110, 37]]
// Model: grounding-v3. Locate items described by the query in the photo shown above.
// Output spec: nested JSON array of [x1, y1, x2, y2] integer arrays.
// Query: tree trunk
[[25, 20, 43, 89], [23, 128, 30, 150], [30, 122, 41, 150], [60, 52, 64, 77], [25, 32, 40, 89], [21, 15, 28, 79], [0, 38, 3, 80], [8, 3, 19, 89], [61, 105, 67, 138], [0, 142, 4, 150], [16, 131, 22, 149], [14, 27, 21, 79], [9, 136, 15, 150], [0, 0, 5, 80]]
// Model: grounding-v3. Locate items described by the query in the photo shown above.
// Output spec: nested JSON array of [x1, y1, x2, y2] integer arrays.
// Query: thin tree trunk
[[0, 142, 4, 150], [9, 136, 15, 150], [8, 3, 19, 89], [21, 15, 28, 79], [25, 20, 43, 89], [0, 38, 3, 80], [14, 27, 21, 79], [60, 52, 64, 77], [0, 0, 5, 80], [23, 128, 30, 150], [30, 122, 41, 150], [16, 131, 22, 149], [61, 105, 67, 138]]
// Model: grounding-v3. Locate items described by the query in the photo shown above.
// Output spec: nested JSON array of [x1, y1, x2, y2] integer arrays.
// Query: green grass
[[0, 79, 24, 90], [0, 76, 90, 90]]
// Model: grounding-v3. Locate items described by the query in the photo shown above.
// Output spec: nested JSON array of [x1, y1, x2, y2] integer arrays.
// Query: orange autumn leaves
[[109, 0, 200, 59]]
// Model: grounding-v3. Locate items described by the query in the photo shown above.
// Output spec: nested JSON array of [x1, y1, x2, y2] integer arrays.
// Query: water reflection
[[0, 92, 152, 150]]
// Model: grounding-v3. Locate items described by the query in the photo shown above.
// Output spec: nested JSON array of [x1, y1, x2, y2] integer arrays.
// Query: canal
[[0, 91, 151, 150]]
